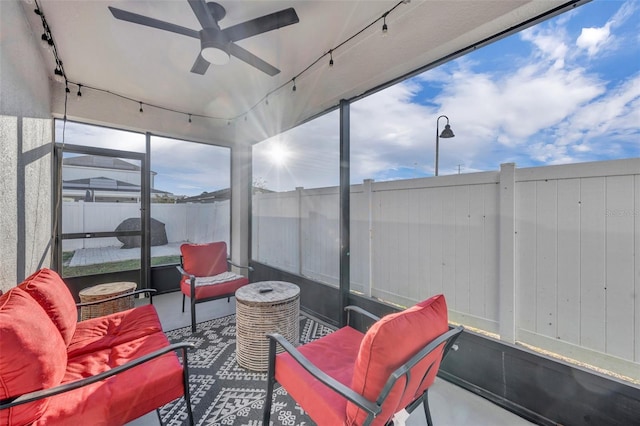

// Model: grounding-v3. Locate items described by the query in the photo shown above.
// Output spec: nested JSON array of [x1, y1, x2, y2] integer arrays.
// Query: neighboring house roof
[[63, 177, 171, 195], [178, 189, 226, 203], [63, 155, 157, 175], [177, 186, 272, 203], [64, 155, 140, 170]]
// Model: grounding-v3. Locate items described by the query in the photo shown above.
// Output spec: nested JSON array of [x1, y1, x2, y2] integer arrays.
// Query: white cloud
[[575, 0, 636, 57], [576, 24, 611, 56]]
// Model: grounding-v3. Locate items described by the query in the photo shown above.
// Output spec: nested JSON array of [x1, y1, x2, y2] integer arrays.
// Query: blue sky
[[254, 0, 640, 191]]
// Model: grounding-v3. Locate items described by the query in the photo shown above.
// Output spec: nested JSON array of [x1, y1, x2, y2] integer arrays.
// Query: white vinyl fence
[[62, 200, 230, 251], [252, 159, 640, 380]]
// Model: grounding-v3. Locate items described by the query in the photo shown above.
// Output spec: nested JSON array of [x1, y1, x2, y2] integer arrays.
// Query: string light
[[252, 1, 406, 112], [76, 84, 82, 99], [65, 82, 70, 94], [139, 102, 144, 113], [188, 114, 192, 123]]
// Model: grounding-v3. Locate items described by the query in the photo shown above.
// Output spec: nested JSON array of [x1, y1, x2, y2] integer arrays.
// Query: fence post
[[296, 187, 303, 276], [79, 200, 86, 249], [364, 179, 373, 297], [499, 163, 516, 343]]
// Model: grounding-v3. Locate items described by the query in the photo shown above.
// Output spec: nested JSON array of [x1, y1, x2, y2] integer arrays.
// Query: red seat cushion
[[275, 326, 364, 425], [346, 294, 449, 425], [180, 275, 249, 300], [34, 332, 185, 425], [180, 242, 228, 277], [0, 288, 68, 426], [18, 268, 78, 346], [67, 304, 163, 358]]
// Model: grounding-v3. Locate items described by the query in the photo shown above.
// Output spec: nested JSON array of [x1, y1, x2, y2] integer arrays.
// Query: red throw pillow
[[346, 294, 449, 426], [0, 288, 68, 425], [18, 268, 78, 346], [180, 242, 228, 277]]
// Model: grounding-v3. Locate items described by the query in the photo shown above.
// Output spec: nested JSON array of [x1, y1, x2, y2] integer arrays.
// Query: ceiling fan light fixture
[[200, 28, 230, 65], [202, 46, 230, 65]]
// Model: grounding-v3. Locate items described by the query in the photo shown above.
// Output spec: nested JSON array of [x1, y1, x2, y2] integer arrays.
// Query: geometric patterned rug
[[159, 313, 336, 426]]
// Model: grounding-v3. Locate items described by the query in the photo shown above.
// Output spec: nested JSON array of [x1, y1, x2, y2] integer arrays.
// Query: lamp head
[[440, 124, 455, 138]]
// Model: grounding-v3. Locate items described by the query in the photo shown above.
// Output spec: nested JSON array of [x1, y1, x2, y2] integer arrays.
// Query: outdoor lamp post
[[435, 115, 455, 176]]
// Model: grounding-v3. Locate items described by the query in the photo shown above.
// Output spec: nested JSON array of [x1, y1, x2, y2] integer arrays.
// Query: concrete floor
[[127, 292, 534, 426]]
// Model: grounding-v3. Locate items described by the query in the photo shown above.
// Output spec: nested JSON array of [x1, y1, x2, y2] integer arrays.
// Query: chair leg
[[181, 346, 195, 426], [190, 298, 197, 333], [423, 389, 433, 426], [263, 338, 278, 425], [182, 294, 185, 313]]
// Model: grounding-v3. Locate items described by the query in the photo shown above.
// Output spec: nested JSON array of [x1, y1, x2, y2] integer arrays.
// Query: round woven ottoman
[[235, 281, 300, 371], [79, 282, 137, 320]]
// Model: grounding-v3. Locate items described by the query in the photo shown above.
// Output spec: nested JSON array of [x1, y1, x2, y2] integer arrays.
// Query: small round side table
[[235, 281, 300, 371], [79, 281, 137, 320]]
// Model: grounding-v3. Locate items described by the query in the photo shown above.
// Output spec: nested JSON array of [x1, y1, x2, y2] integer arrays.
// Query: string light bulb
[[76, 84, 82, 100], [188, 114, 192, 123], [329, 50, 334, 68], [41, 33, 54, 51], [53, 67, 64, 83], [382, 13, 388, 35], [139, 102, 144, 114], [292, 78, 297, 92]]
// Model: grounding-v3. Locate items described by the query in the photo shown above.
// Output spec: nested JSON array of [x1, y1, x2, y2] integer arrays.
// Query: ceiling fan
[[108, 0, 299, 76]]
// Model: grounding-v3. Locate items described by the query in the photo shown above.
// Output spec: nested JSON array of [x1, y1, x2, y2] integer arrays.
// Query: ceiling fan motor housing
[[200, 28, 230, 64]]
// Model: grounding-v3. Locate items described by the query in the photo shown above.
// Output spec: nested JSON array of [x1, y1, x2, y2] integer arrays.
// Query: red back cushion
[[0, 288, 68, 426], [346, 294, 449, 426], [180, 242, 228, 277], [18, 268, 78, 346]]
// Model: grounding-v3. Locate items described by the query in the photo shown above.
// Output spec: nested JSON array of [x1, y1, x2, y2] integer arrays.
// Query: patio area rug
[[159, 312, 336, 426]]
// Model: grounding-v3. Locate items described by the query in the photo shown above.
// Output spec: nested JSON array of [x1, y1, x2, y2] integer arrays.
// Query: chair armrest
[[176, 265, 195, 280], [227, 259, 254, 272], [267, 333, 382, 418], [375, 326, 464, 405], [76, 289, 157, 307], [344, 305, 381, 326], [0, 342, 195, 410]]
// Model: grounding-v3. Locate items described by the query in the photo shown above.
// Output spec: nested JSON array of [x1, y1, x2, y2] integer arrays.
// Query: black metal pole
[[435, 125, 440, 176], [339, 99, 350, 326]]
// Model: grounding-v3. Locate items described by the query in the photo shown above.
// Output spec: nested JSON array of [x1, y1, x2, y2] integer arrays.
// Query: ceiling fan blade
[[222, 8, 299, 42], [190, 53, 210, 75], [187, 0, 217, 29], [229, 43, 280, 76], [108, 6, 199, 39]]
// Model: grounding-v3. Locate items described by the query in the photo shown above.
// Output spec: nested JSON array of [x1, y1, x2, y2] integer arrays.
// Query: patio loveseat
[[0, 268, 194, 425]]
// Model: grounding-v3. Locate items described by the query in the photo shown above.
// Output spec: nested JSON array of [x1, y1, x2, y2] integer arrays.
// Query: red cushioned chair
[[263, 294, 463, 426], [0, 268, 194, 426], [177, 241, 252, 332]]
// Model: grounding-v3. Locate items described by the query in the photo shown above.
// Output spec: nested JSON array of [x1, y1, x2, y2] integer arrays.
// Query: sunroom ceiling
[[21, 0, 584, 145]]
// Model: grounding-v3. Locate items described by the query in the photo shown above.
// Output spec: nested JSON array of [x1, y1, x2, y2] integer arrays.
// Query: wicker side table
[[235, 281, 300, 371], [79, 282, 137, 320]]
